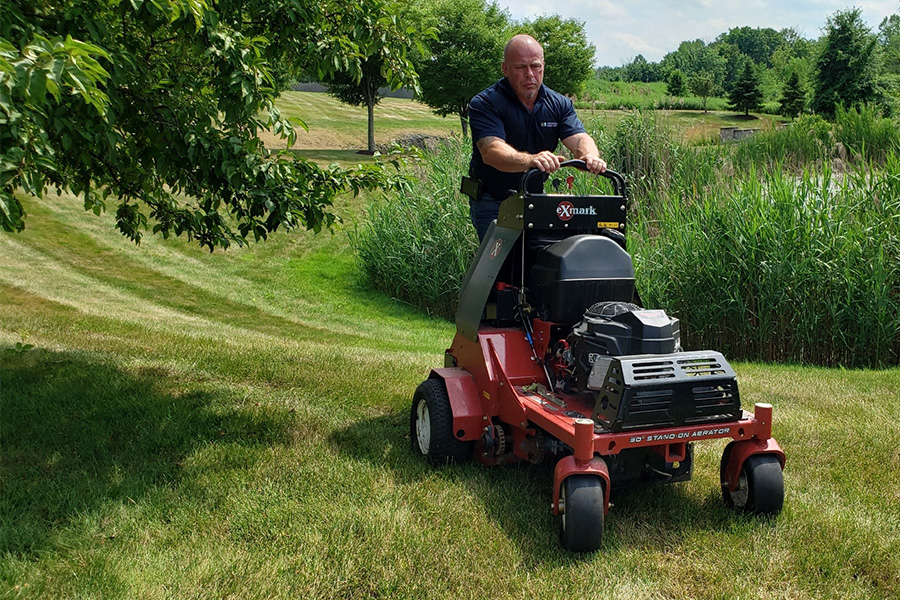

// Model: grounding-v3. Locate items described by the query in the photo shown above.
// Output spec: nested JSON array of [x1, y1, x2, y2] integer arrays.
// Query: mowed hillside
[[1, 99, 899, 599]]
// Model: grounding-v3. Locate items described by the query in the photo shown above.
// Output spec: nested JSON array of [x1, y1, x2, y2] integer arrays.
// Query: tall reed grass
[[633, 158, 900, 366], [350, 138, 478, 317], [733, 106, 900, 172], [354, 110, 900, 366]]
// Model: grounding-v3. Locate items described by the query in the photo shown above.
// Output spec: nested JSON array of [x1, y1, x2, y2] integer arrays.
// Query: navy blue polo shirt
[[468, 78, 585, 198]]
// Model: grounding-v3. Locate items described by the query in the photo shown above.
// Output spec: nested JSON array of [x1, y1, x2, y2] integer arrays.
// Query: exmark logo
[[556, 201, 597, 221], [489, 238, 503, 259]]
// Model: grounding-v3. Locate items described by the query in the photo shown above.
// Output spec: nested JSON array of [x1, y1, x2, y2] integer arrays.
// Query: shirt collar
[[498, 78, 546, 107]]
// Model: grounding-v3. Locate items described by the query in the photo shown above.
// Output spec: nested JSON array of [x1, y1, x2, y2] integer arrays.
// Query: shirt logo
[[540, 121, 558, 127]]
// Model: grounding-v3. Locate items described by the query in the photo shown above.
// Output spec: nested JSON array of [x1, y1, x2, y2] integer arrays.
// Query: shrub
[[833, 105, 900, 162], [733, 113, 834, 170]]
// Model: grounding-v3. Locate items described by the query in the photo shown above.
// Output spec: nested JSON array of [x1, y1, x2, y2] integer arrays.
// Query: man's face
[[502, 41, 544, 103]]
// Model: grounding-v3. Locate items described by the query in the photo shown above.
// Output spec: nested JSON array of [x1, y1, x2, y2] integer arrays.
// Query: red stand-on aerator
[[410, 162, 785, 552]]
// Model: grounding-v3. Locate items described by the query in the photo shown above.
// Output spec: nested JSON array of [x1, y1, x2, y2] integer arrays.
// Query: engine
[[547, 301, 742, 432], [548, 301, 681, 393], [529, 234, 741, 432]]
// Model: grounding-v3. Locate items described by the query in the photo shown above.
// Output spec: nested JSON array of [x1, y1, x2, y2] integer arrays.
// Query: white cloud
[[603, 32, 666, 64]]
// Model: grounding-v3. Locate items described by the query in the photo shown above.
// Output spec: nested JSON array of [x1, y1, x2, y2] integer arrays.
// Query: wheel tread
[[410, 378, 472, 464], [559, 475, 605, 552]]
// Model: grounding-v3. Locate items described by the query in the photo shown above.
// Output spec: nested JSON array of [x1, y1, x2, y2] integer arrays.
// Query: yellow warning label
[[482, 390, 491, 400], [597, 221, 620, 229]]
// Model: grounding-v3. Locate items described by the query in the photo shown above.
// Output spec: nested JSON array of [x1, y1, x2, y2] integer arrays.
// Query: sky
[[496, 1, 900, 66]]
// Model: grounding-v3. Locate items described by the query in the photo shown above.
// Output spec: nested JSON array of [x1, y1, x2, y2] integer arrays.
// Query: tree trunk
[[460, 104, 470, 138], [367, 98, 376, 154]]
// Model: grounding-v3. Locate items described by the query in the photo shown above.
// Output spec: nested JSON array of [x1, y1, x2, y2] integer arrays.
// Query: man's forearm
[[477, 137, 535, 172], [564, 132, 600, 160], [562, 132, 606, 173], [477, 137, 565, 173]]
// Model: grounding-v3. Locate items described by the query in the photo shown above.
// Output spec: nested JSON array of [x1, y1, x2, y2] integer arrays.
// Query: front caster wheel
[[559, 475, 605, 552], [410, 379, 472, 464], [721, 452, 784, 515]]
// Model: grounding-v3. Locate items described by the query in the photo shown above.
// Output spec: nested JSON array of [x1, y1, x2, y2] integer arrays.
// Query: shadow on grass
[[0, 347, 290, 557], [332, 410, 750, 566], [728, 114, 762, 122]]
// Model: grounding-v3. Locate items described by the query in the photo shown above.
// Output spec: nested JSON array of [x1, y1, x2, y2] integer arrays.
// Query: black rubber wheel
[[410, 379, 472, 464], [720, 442, 736, 508], [559, 475, 605, 552], [721, 452, 784, 515]]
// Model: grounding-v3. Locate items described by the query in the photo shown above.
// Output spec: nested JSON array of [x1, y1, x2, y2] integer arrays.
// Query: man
[[466, 34, 607, 240]]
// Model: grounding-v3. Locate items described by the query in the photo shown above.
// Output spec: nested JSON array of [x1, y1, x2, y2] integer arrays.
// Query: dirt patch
[[377, 133, 449, 153], [259, 128, 358, 150]]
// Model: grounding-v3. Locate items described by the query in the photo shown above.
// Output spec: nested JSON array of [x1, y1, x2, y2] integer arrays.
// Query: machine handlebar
[[520, 160, 626, 198]]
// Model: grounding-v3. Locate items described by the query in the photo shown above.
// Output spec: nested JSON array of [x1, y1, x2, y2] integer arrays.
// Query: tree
[[412, 0, 508, 138], [716, 42, 745, 93], [716, 26, 787, 68], [779, 72, 806, 119], [660, 39, 705, 77], [666, 69, 686, 96], [728, 60, 763, 116], [521, 15, 595, 97], [681, 44, 726, 112], [711, 42, 747, 92], [323, 1, 431, 154], [879, 14, 900, 76], [770, 45, 814, 91], [595, 65, 624, 82], [661, 40, 725, 90], [689, 72, 718, 112], [622, 54, 661, 83], [812, 8, 878, 119], [1, 0, 422, 249]]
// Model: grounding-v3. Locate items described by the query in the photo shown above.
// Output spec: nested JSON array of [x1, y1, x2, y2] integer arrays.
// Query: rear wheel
[[721, 452, 784, 515], [559, 475, 605, 552], [410, 379, 472, 464]]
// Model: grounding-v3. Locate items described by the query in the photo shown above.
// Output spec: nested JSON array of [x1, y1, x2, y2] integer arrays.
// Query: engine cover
[[587, 351, 742, 432], [530, 236, 636, 323]]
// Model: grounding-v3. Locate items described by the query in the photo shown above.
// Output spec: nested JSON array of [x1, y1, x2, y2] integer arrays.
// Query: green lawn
[[266, 92, 462, 152], [2, 186, 899, 599], [271, 91, 785, 154]]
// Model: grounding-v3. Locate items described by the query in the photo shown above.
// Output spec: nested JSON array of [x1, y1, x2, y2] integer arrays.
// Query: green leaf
[[27, 70, 48, 102]]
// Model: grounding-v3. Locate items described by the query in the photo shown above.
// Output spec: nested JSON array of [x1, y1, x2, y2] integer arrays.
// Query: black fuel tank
[[530, 235, 636, 323]]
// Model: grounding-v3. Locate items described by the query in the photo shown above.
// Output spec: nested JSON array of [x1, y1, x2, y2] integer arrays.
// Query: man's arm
[[561, 132, 607, 174], [477, 136, 567, 174]]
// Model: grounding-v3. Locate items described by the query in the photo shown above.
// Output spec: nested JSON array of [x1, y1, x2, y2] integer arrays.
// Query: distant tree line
[[600, 9, 900, 119], [327, 2, 900, 149]]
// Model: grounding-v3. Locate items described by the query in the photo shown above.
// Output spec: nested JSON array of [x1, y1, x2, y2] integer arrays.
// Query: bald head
[[504, 34, 543, 62]]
